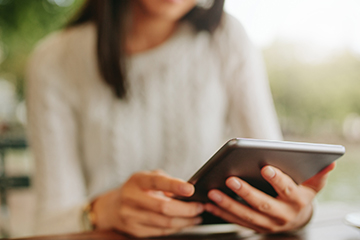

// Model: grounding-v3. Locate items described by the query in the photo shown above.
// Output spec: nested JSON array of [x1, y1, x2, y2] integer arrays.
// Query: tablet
[[180, 138, 345, 203]]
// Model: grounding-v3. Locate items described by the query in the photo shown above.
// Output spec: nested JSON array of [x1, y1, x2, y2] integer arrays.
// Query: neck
[[126, 4, 179, 55]]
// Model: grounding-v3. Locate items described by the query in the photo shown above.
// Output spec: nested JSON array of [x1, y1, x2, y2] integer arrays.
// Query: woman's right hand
[[92, 170, 204, 237]]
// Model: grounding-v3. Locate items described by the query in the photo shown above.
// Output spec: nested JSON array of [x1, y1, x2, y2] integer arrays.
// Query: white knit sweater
[[26, 13, 282, 235]]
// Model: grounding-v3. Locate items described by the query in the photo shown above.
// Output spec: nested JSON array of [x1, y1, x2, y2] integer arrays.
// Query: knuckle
[[282, 186, 292, 196], [241, 187, 252, 198], [258, 202, 271, 212], [170, 180, 179, 193], [296, 198, 309, 209], [221, 198, 232, 209], [272, 172, 289, 187], [132, 172, 142, 180], [185, 207, 194, 216], [242, 214, 254, 224], [159, 200, 170, 215], [163, 217, 173, 228], [120, 192, 132, 202], [150, 175, 158, 189], [277, 214, 292, 225], [153, 169, 167, 176], [180, 204, 193, 217], [188, 204, 200, 216], [153, 175, 166, 190], [283, 213, 293, 224], [118, 209, 131, 226], [152, 169, 162, 174], [272, 176, 282, 187], [129, 172, 143, 183], [119, 214, 129, 228]]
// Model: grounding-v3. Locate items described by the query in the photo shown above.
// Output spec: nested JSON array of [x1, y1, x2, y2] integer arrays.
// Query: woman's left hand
[[205, 162, 336, 233]]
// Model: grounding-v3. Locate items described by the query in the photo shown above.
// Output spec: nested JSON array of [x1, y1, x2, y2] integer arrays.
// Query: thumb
[[301, 162, 336, 193]]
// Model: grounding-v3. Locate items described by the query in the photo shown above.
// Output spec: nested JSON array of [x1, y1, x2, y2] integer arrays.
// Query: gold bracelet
[[81, 202, 96, 231]]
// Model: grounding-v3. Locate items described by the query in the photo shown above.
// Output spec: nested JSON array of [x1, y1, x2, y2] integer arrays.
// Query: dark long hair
[[68, 0, 225, 99]]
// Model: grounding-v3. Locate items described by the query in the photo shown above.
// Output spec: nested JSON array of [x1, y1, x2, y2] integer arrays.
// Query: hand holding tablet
[[179, 138, 345, 232], [181, 138, 344, 202]]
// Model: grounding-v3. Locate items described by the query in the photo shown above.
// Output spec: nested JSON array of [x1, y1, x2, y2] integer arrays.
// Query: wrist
[[81, 201, 97, 231]]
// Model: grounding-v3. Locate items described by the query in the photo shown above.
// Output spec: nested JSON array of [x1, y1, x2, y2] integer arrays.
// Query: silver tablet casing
[[185, 138, 345, 202]]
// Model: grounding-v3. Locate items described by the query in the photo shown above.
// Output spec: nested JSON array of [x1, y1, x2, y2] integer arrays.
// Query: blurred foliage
[[264, 41, 360, 137], [317, 142, 360, 203], [0, 0, 84, 99], [1, 0, 360, 138]]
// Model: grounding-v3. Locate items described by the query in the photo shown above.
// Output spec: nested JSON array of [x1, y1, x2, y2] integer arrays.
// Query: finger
[[224, 177, 296, 223], [121, 222, 181, 238], [261, 166, 315, 202], [207, 189, 280, 229], [302, 162, 336, 192], [124, 189, 204, 217], [120, 206, 202, 229], [132, 171, 194, 197], [205, 203, 269, 233], [135, 208, 202, 229]]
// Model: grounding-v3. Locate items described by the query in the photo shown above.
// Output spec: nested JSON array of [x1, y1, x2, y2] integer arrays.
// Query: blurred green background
[[0, 0, 83, 98], [1, 0, 360, 138], [0, 0, 359, 237]]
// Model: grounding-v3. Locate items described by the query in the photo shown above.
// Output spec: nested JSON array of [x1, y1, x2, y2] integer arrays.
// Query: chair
[[0, 137, 29, 238]]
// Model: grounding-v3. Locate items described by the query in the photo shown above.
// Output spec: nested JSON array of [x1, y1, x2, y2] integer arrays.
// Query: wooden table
[[8, 203, 360, 240]]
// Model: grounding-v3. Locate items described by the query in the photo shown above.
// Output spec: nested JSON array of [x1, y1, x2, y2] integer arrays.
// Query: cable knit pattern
[[26, 13, 282, 235]]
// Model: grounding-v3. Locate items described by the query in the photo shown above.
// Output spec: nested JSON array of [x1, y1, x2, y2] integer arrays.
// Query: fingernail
[[263, 166, 276, 179], [209, 191, 222, 203], [228, 178, 241, 190], [180, 184, 193, 195]]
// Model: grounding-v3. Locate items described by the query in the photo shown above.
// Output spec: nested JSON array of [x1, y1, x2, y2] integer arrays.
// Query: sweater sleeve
[[26, 33, 87, 235], [217, 14, 282, 140]]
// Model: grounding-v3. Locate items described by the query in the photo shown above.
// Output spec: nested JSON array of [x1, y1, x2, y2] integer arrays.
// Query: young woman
[[26, 0, 334, 237]]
